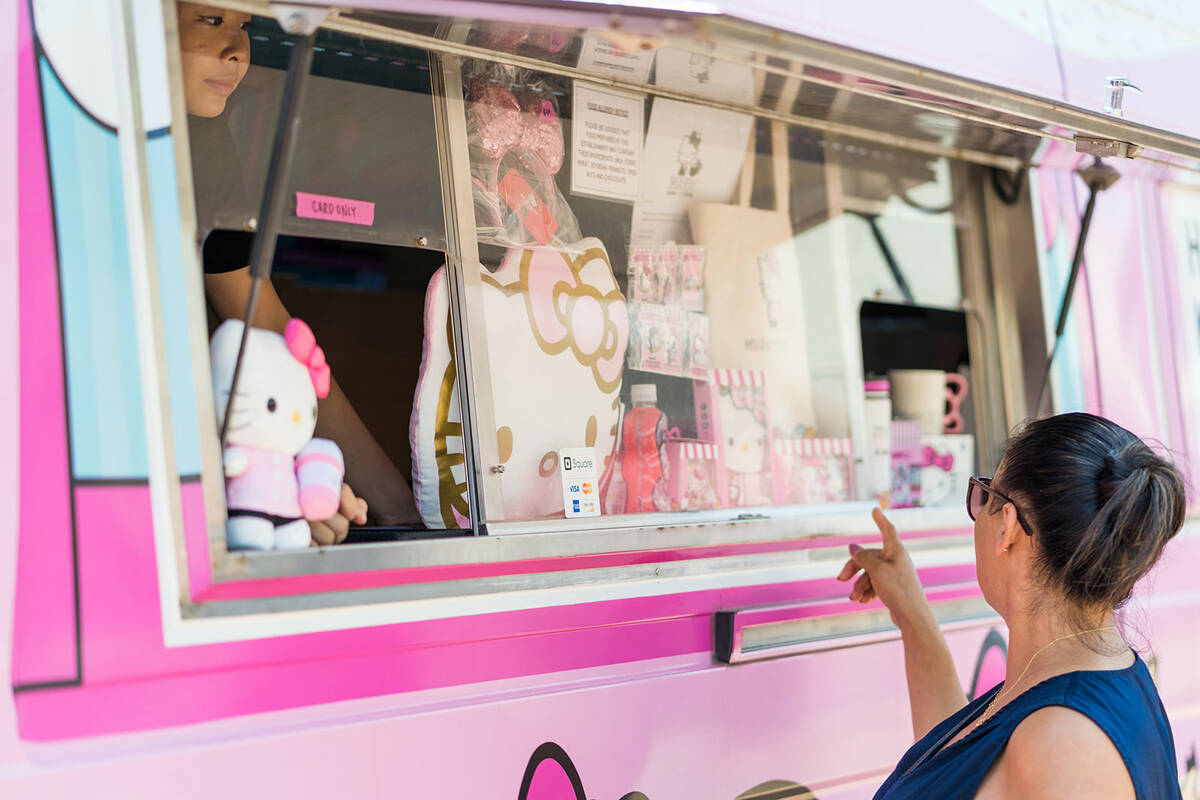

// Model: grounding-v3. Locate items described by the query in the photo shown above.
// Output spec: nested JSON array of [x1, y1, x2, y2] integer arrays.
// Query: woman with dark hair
[[840, 413, 1186, 799]]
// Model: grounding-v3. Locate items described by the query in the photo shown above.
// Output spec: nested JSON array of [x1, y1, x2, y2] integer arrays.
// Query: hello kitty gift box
[[665, 439, 721, 511], [693, 368, 775, 508], [917, 434, 974, 508], [772, 437, 855, 506]]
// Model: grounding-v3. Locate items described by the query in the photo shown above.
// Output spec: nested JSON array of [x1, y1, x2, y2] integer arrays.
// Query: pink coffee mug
[[943, 373, 968, 434]]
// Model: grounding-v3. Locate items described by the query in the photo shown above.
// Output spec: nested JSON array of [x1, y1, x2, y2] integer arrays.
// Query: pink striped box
[[665, 439, 722, 510], [694, 369, 774, 508], [772, 437, 855, 505]]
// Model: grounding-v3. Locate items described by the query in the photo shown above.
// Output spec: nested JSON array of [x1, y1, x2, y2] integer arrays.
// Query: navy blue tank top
[[874, 653, 1180, 799]]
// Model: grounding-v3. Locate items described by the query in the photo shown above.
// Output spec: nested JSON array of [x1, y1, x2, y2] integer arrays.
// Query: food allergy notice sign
[[570, 83, 643, 203]]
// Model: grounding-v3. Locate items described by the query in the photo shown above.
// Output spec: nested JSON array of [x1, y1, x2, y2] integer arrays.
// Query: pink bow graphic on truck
[[521, 245, 629, 393], [284, 318, 331, 399], [921, 445, 954, 472]]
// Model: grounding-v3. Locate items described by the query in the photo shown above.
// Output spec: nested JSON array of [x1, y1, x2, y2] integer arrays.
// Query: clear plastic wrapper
[[463, 60, 581, 248]]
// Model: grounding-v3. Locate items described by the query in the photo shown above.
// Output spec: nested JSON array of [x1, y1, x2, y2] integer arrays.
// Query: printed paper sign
[[559, 447, 601, 518], [295, 192, 375, 226], [653, 45, 755, 106], [577, 33, 655, 84], [629, 98, 753, 245], [570, 83, 643, 203]]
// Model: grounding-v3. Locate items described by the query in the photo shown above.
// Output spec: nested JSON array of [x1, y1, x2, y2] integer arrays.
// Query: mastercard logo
[[582, 482, 593, 494]]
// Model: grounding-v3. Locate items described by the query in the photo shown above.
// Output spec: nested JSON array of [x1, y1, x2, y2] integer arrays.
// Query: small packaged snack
[[654, 244, 682, 307], [627, 303, 685, 376], [678, 245, 706, 312], [687, 312, 711, 380], [666, 439, 721, 510], [773, 437, 855, 505], [889, 420, 923, 509], [628, 245, 658, 303]]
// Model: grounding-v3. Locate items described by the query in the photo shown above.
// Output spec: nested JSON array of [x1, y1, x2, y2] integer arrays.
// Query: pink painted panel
[[11, 0, 77, 688], [0, 0, 23, 769], [1081, 180, 1164, 439], [1141, 186, 1188, 463], [9, 624, 1014, 798], [38, 483, 976, 738]]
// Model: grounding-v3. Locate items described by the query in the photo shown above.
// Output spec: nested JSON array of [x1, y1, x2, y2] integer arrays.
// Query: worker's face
[[177, 3, 251, 118]]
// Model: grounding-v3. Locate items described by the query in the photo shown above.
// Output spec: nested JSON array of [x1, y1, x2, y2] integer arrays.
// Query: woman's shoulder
[[993, 704, 1135, 799]]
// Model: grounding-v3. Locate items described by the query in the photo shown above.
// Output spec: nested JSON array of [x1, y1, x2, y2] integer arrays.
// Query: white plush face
[[723, 403, 767, 475], [483, 244, 627, 520], [210, 320, 318, 455]]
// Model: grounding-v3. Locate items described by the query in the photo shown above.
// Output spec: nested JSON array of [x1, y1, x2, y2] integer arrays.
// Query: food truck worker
[[178, 3, 422, 542]]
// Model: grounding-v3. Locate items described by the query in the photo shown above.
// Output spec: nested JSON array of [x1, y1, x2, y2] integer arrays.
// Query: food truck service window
[[151, 3, 1069, 628]]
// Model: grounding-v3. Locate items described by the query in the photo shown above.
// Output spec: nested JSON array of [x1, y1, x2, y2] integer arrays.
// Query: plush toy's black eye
[[266, 398, 277, 413]]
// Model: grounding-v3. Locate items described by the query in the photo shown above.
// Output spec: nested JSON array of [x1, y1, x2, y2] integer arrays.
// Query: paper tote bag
[[689, 197, 816, 434]]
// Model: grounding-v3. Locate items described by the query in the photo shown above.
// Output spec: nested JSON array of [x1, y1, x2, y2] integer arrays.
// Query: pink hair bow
[[284, 318, 331, 399], [921, 446, 954, 472]]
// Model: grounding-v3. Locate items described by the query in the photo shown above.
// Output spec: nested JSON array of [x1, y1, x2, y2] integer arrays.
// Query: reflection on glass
[[394, 22, 980, 525]]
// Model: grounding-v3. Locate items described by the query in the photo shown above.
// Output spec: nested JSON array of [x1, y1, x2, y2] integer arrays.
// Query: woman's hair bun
[[998, 413, 1185, 609]]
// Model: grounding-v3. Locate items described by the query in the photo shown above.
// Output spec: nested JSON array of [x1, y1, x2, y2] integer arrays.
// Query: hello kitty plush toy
[[210, 318, 345, 550]]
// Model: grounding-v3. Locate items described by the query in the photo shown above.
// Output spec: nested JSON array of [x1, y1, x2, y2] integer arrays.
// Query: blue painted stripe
[[147, 136, 204, 475], [41, 58, 148, 479]]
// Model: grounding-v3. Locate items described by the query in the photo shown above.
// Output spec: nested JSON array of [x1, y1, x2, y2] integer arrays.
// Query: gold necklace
[[973, 625, 1118, 730]]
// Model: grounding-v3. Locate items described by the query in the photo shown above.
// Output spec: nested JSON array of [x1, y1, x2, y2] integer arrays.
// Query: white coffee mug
[[888, 369, 969, 435]]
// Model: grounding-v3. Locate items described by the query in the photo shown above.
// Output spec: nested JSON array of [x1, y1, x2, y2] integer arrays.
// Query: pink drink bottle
[[621, 384, 669, 513]]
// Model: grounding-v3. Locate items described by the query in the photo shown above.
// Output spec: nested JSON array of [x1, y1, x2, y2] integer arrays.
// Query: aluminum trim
[[214, 1, 1200, 171], [219, 506, 972, 580], [721, 592, 997, 664], [115, 0, 191, 619], [187, 539, 978, 618], [429, 39, 495, 529]]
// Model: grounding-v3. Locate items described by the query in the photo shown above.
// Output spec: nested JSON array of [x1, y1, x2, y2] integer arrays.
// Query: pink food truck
[[4, 0, 1200, 796]]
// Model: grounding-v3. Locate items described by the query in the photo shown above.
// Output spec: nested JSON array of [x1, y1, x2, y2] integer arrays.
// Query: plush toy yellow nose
[[291, 412, 301, 424]]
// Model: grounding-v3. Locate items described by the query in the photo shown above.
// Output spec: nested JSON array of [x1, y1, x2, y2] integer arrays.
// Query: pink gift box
[[773, 437, 855, 505], [666, 439, 721, 510], [694, 369, 774, 508]]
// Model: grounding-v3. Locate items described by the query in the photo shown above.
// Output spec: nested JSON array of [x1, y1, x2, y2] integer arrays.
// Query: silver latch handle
[[1105, 77, 1143, 117]]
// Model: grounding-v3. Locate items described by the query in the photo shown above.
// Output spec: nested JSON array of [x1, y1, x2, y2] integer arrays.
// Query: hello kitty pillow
[[411, 238, 628, 527], [211, 318, 345, 550]]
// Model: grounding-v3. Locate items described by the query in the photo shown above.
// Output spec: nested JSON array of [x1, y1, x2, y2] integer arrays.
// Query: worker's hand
[[309, 482, 367, 546], [836, 507, 930, 629]]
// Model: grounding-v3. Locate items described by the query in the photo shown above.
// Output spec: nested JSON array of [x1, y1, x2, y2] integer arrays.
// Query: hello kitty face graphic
[[677, 131, 702, 177], [723, 402, 768, 475], [415, 240, 627, 526], [210, 319, 320, 456], [517, 742, 649, 800], [688, 52, 714, 84]]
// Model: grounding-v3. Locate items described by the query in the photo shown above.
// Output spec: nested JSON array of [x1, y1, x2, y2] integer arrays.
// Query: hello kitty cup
[[888, 369, 969, 435]]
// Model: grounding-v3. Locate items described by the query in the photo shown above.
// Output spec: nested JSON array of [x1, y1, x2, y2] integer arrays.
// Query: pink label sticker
[[295, 192, 375, 226]]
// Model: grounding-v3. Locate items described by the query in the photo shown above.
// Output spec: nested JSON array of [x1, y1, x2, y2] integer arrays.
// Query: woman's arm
[[837, 508, 967, 739], [205, 267, 422, 528]]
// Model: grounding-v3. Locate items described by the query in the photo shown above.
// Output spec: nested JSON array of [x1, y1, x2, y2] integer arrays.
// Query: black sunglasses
[[966, 476, 1033, 535]]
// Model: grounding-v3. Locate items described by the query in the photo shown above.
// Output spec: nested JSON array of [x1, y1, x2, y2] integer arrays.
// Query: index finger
[[872, 506, 902, 557]]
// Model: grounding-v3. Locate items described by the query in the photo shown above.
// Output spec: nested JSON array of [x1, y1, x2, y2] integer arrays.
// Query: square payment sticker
[[559, 447, 601, 518]]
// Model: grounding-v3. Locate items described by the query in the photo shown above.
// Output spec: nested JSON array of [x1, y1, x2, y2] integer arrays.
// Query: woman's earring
[[1003, 546, 1010, 553]]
